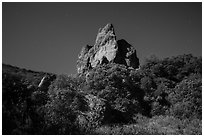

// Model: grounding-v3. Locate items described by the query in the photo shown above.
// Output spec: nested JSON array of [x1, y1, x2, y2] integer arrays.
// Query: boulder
[[77, 23, 139, 74]]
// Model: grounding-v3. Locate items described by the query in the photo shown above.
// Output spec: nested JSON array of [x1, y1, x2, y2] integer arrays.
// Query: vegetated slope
[[2, 64, 56, 134], [2, 54, 202, 135], [2, 64, 54, 86]]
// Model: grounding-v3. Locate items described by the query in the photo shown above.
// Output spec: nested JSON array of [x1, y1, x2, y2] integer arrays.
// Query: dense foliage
[[2, 54, 202, 134], [2, 64, 56, 134]]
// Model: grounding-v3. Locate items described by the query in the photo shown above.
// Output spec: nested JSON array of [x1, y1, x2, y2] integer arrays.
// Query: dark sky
[[2, 2, 202, 74]]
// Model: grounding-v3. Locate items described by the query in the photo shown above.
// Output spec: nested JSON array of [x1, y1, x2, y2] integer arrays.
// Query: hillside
[[2, 64, 56, 134], [2, 54, 202, 135], [2, 24, 202, 135]]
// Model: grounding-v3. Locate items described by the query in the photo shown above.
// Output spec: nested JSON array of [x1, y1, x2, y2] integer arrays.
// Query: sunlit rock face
[[77, 23, 139, 73]]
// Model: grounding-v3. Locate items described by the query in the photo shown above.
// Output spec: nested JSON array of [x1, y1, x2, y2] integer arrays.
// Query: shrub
[[86, 63, 144, 122], [44, 89, 88, 134], [44, 74, 109, 134], [141, 54, 201, 82], [181, 118, 202, 135], [146, 116, 183, 134], [44, 75, 89, 134], [31, 90, 48, 105], [2, 73, 35, 134], [77, 94, 107, 129], [168, 74, 202, 119], [92, 115, 202, 135]]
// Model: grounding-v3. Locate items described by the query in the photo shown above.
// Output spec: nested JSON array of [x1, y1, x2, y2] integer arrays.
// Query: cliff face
[[77, 23, 139, 73]]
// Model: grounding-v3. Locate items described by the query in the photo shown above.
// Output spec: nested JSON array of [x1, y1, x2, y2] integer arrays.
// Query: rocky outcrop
[[38, 75, 56, 91], [77, 23, 139, 73]]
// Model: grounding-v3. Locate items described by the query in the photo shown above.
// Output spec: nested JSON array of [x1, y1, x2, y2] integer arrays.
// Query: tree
[[86, 63, 145, 122], [44, 75, 88, 134]]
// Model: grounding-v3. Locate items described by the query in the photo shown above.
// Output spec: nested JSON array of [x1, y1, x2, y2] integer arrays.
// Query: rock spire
[[77, 23, 139, 73]]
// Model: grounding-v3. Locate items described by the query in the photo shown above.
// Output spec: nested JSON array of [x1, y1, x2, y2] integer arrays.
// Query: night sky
[[2, 2, 202, 74]]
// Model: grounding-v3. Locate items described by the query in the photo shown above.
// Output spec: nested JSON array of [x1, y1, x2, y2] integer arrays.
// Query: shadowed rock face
[[115, 39, 139, 69], [77, 23, 139, 73]]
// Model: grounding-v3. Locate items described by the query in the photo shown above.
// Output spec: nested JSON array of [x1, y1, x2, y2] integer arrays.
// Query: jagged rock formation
[[77, 23, 140, 73]]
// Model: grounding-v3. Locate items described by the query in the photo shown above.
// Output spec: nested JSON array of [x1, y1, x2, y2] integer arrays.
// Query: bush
[[92, 124, 150, 135], [44, 74, 108, 134], [169, 74, 202, 119], [141, 54, 201, 82], [43, 74, 89, 134], [146, 116, 183, 134], [2, 74, 35, 134], [86, 63, 144, 122], [181, 118, 202, 135], [92, 115, 202, 135], [77, 94, 107, 129], [31, 90, 48, 105], [44, 88, 88, 134]]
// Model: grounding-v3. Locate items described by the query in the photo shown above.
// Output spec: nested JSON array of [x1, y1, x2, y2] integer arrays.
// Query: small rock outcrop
[[77, 23, 139, 73], [38, 75, 56, 91]]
